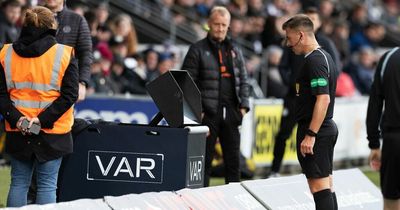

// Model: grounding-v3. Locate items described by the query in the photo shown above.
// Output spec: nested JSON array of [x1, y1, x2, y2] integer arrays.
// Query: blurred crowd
[[1, 0, 400, 98]]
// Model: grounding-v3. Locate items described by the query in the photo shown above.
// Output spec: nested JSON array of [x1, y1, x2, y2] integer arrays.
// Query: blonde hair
[[209, 6, 231, 21], [111, 14, 138, 56], [23, 6, 57, 30]]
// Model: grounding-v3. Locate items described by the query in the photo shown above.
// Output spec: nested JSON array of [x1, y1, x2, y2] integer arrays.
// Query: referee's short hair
[[282, 14, 314, 33]]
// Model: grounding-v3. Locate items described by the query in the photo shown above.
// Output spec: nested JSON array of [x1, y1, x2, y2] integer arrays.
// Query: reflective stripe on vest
[[4, 44, 65, 91], [4, 46, 12, 89], [12, 99, 51, 109], [0, 43, 74, 134]]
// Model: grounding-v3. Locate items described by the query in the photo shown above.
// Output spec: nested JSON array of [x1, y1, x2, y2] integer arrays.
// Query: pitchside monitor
[[146, 70, 202, 128]]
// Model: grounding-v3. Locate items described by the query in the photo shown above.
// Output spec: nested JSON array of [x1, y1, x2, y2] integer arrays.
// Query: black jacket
[[366, 47, 400, 149], [181, 36, 250, 115], [55, 7, 92, 85], [0, 26, 79, 162]]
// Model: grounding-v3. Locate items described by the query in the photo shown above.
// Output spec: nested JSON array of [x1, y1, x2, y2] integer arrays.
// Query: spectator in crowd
[[335, 71, 357, 97], [107, 54, 147, 95], [194, 0, 214, 20], [95, 2, 109, 28], [305, 7, 341, 69], [282, 14, 339, 210], [346, 46, 376, 95], [182, 6, 250, 186], [0, 0, 22, 45], [157, 52, 174, 75], [350, 22, 385, 52], [69, 2, 87, 17], [83, 9, 97, 43], [156, 0, 174, 21], [229, 14, 245, 41], [331, 20, 351, 67], [108, 55, 127, 93], [109, 36, 128, 58], [96, 42, 113, 74], [348, 3, 368, 37], [110, 14, 138, 57], [82, 3, 109, 48], [144, 48, 160, 81], [261, 15, 286, 48], [381, 1, 399, 31], [87, 50, 117, 95], [265, 0, 285, 17], [0, 6, 78, 206], [227, 0, 248, 17], [247, 0, 266, 17], [115, 54, 147, 95], [173, 0, 197, 21], [264, 45, 287, 98], [319, 17, 334, 37], [367, 46, 400, 210], [318, 0, 335, 19], [243, 12, 265, 55], [44, 0, 92, 102], [94, 25, 112, 48]]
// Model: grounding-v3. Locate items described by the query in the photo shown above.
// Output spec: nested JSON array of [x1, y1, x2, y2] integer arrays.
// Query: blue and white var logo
[[187, 156, 204, 186], [87, 150, 164, 183]]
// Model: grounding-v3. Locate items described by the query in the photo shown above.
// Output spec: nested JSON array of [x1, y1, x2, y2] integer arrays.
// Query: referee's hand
[[368, 149, 381, 171], [300, 135, 315, 157]]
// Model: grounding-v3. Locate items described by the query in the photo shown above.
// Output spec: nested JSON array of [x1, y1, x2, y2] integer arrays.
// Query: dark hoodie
[[0, 26, 79, 162]]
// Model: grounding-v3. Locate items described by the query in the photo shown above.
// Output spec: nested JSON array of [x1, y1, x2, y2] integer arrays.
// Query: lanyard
[[218, 48, 231, 78]]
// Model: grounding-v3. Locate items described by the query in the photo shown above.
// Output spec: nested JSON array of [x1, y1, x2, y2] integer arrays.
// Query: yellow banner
[[253, 104, 297, 164]]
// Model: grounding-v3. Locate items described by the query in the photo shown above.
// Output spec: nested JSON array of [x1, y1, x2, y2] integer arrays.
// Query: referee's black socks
[[313, 189, 335, 210]]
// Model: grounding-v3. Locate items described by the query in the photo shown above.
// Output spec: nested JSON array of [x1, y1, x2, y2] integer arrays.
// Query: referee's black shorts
[[381, 129, 400, 199], [296, 123, 338, 179]]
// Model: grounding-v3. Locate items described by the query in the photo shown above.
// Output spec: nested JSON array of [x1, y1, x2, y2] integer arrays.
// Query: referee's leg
[[308, 177, 335, 210], [297, 127, 337, 210], [383, 199, 400, 210]]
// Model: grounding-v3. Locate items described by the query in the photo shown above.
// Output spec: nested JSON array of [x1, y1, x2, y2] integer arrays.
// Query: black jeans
[[271, 95, 296, 173], [203, 104, 242, 186]]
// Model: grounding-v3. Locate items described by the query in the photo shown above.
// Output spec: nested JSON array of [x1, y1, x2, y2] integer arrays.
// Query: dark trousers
[[271, 95, 296, 173], [203, 104, 242, 187]]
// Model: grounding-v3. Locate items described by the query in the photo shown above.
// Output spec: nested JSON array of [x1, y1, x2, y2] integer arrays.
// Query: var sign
[[87, 150, 164, 183], [187, 156, 204, 187]]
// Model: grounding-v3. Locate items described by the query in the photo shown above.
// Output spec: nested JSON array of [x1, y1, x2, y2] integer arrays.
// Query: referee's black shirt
[[295, 48, 338, 136], [367, 47, 400, 149]]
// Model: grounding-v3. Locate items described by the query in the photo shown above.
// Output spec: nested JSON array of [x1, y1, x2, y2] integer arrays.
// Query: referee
[[367, 46, 400, 210], [282, 15, 339, 210]]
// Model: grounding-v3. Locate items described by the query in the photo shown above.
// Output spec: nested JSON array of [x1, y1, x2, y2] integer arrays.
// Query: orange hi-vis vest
[[0, 43, 74, 134]]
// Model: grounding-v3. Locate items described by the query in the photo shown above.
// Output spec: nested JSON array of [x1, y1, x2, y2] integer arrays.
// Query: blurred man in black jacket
[[182, 6, 250, 186], [45, 0, 92, 102]]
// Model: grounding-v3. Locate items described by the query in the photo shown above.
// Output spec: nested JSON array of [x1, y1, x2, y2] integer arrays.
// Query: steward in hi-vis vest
[[0, 6, 79, 207], [0, 11, 78, 163], [0, 43, 74, 134]]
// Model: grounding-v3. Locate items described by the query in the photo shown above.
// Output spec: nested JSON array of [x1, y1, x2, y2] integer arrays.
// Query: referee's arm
[[366, 54, 385, 149]]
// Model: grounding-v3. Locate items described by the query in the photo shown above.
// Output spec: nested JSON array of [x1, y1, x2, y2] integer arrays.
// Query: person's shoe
[[264, 171, 281, 179], [269, 172, 281, 178], [0, 158, 8, 167]]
